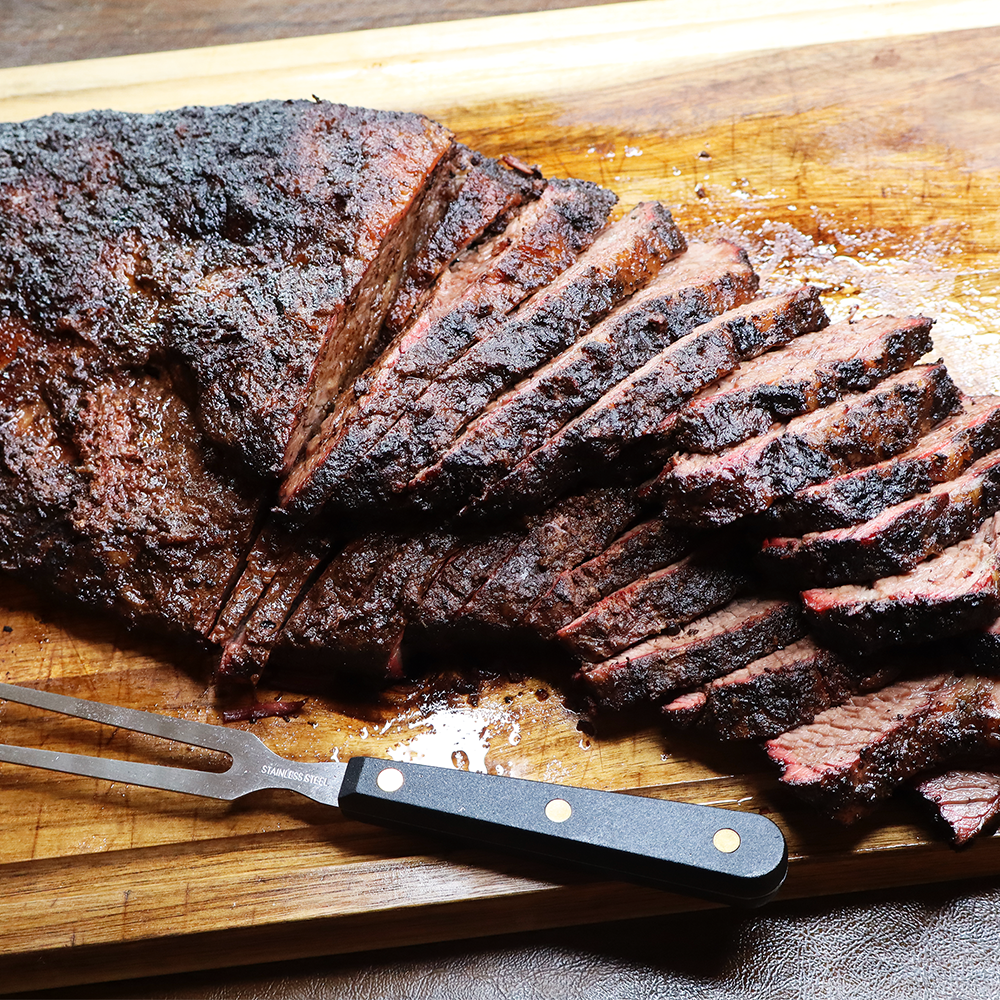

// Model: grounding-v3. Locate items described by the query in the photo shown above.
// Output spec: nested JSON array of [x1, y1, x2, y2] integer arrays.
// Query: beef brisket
[[0, 101, 460, 477], [577, 597, 805, 712], [761, 396, 1000, 535], [269, 531, 459, 682], [384, 145, 545, 336], [464, 279, 825, 520], [279, 179, 617, 519], [410, 241, 773, 515], [453, 488, 642, 630], [332, 202, 686, 513], [765, 673, 1000, 823], [670, 315, 934, 454], [803, 514, 1000, 652], [0, 320, 258, 641], [650, 363, 962, 527], [525, 516, 698, 638], [555, 547, 751, 662], [760, 449, 1000, 588], [662, 639, 902, 741], [913, 769, 1000, 845]]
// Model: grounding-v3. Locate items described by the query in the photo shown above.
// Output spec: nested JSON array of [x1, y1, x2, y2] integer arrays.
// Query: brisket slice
[[316, 202, 685, 514], [464, 274, 823, 522], [260, 489, 638, 678], [662, 639, 903, 742], [555, 546, 751, 663], [576, 597, 806, 712], [451, 488, 642, 630], [0, 101, 459, 478], [765, 673, 1000, 823], [211, 522, 334, 683], [279, 179, 616, 519], [524, 515, 698, 639], [650, 363, 962, 527], [269, 530, 459, 682], [913, 769, 1000, 845], [760, 449, 1000, 588], [761, 395, 1000, 535], [384, 146, 545, 337], [671, 315, 934, 455], [803, 514, 1000, 652], [0, 320, 258, 641], [409, 240, 771, 515]]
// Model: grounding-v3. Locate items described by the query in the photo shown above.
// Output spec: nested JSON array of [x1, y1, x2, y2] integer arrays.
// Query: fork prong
[[0, 742, 244, 799], [0, 681, 250, 755]]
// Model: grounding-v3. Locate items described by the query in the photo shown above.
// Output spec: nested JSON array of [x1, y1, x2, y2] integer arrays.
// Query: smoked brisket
[[662, 639, 902, 741], [411, 241, 773, 516], [913, 769, 1000, 845], [803, 514, 1000, 652], [555, 546, 752, 662], [650, 363, 962, 527], [761, 396, 1000, 535], [331, 202, 686, 513], [463, 279, 825, 520], [765, 673, 1000, 823], [670, 315, 934, 454], [760, 449, 1000, 587], [0, 101, 460, 477], [279, 179, 617, 519], [577, 597, 806, 712]]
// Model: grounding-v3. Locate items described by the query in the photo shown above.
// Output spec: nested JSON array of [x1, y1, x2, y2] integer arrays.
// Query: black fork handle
[[339, 757, 787, 906]]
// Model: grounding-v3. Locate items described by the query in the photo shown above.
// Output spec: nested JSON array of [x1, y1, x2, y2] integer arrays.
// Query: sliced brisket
[[525, 515, 698, 639], [670, 315, 934, 454], [384, 146, 545, 336], [453, 488, 642, 630], [576, 597, 806, 712], [464, 277, 823, 520], [765, 673, 1000, 822], [913, 769, 1000, 845], [279, 179, 617, 519], [334, 202, 686, 513], [803, 514, 1000, 651], [409, 240, 771, 515], [761, 396, 1000, 535], [269, 531, 459, 682], [555, 546, 751, 662], [650, 363, 962, 527], [760, 449, 1000, 587], [662, 639, 902, 742]]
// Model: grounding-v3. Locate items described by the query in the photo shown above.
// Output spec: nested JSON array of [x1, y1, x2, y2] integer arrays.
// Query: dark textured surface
[[762, 396, 1000, 535], [462, 241, 762, 518], [0, 100, 454, 477]]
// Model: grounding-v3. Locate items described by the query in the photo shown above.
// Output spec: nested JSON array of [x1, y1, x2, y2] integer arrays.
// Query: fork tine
[[0, 681, 249, 755], [0, 742, 244, 799]]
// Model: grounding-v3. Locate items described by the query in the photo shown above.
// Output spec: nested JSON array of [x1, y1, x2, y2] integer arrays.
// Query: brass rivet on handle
[[376, 767, 405, 793], [545, 798, 572, 823], [713, 828, 741, 853]]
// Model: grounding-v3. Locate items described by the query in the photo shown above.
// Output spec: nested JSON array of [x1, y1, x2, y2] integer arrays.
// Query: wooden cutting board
[[2, 1, 1000, 991]]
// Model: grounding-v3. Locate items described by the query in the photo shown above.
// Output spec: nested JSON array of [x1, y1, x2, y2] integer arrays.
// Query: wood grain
[[1, 1, 1000, 991]]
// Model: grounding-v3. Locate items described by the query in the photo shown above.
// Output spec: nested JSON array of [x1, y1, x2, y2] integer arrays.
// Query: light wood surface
[[1, 1, 1000, 991]]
